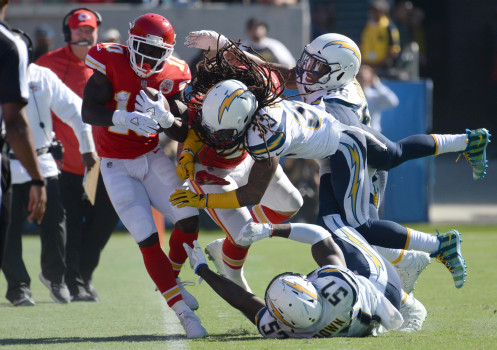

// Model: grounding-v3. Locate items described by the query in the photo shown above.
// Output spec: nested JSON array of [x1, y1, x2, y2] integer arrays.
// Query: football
[[143, 87, 170, 112]]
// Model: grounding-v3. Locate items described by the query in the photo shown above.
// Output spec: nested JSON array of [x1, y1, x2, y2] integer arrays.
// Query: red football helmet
[[127, 13, 176, 78]]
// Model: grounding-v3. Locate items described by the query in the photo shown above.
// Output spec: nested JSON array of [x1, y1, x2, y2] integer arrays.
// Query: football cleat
[[205, 238, 252, 292], [399, 293, 427, 332], [430, 230, 467, 288], [394, 251, 431, 294], [176, 277, 199, 311], [204, 238, 227, 277], [461, 128, 491, 180], [177, 309, 208, 339]]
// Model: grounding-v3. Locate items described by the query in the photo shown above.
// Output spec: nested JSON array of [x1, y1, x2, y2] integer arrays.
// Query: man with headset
[[0, 0, 46, 275], [36, 8, 119, 302], [2, 29, 96, 306]]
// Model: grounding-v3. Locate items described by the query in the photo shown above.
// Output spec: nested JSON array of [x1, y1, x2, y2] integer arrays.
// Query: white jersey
[[302, 80, 371, 125], [245, 99, 342, 160], [256, 265, 403, 339]]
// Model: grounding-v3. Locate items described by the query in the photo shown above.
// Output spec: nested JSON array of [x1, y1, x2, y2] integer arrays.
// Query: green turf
[[1, 224, 496, 349]]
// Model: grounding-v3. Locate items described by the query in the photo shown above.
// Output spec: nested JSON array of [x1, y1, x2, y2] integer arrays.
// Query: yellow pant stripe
[[252, 204, 269, 223], [390, 249, 406, 265], [430, 134, 439, 155], [404, 228, 411, 250]]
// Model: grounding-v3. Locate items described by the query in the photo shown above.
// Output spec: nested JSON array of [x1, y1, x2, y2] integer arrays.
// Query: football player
[[183, 238, 405, 338], [176, 69, 302, 292], [82, 14, 206, 338], [183, 31, 490, 292], [168, 45, 475, 292]]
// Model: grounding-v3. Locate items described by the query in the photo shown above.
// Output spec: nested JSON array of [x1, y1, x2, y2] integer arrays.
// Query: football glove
[[183, 241, 208, 275], [112, 110, 159, 137], [184, 30, 229, 51], [176, 149, 195, 181], [134, 90, 174, 129], [170, 189, 206, 209], [235, 222, 273, 246]]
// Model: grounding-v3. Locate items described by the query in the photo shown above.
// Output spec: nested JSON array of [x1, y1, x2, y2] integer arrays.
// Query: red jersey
[[36, 45, 92, 175], [86, 43, 191, 159]]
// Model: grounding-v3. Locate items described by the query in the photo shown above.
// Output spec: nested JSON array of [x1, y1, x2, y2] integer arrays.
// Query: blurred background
[[6, 0, 497, 225]]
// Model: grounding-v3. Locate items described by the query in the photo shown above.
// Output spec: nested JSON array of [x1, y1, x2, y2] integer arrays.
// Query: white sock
[[171, 300, 189, 314], [432, 134, 467, 154], [375, 246, 405, 263], [407, 228, 439, 254]]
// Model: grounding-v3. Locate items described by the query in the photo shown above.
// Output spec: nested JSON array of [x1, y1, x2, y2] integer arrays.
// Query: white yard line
[[160, 301, 189, 349]]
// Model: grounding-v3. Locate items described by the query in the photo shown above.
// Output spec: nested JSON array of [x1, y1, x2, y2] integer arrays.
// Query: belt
[[8, 146, 50, 160]]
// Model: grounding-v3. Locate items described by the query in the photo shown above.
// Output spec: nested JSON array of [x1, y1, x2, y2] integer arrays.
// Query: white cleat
[[204, 238, 227, 277], [399, 294, 427, 332], [205, 238, 252, 292], [176, 277, 199, 311], [177, 309, 208, 339], [394, 251, 431, 293]]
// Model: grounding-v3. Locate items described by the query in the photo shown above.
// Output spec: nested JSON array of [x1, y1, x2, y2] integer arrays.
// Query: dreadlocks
[[186, 40, 286, 156]]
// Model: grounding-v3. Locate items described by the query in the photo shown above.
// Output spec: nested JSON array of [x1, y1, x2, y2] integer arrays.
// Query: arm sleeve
[[47, 68, 95, 154]]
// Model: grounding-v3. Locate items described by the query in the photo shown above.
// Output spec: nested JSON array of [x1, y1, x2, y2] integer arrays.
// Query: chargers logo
[[218, 88, 244, 125], [342, 143, 361, 223], [323, 41, 361, 61], [284, 280, 319, 299]]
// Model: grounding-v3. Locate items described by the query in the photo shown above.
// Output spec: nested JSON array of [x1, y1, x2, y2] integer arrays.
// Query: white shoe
[[205, 238, 252, 292], [177, 309, 208, 339], [394, 251, 431, 293], [399, 294, 427, 332], [205, 238, 227, 277], [176, 277, 199, 311]]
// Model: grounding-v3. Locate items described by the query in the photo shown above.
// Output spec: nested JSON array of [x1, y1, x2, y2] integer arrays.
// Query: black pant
[[2, 176, 66, 300], [59, 170, 119, 294], [0, 154, 12, 273]]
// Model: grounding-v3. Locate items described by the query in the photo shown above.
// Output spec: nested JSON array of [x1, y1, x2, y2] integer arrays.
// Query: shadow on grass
[[0, 332, 262, 345]]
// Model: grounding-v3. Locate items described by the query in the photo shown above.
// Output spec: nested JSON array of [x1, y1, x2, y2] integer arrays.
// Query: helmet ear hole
[[337, 72, 345, 81]]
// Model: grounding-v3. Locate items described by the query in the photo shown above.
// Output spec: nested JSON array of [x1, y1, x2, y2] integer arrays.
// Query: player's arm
[[163, 91, 188, 142], [170, 156, 279, 209], [184, 242, 265, 324], [82, 71, 115, 126], [185, 30, 297, 88], [238, 223, 347, 268]]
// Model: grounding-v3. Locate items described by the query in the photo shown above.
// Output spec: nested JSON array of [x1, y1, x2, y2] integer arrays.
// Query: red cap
[[68, 9, 98, 30]]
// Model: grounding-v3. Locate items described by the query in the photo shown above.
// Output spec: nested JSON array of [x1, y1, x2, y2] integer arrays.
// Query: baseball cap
[[67, 9, 98, 30]]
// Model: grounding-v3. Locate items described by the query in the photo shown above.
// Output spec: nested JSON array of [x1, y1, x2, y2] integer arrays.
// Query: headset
[[62, 7, 102, 44]]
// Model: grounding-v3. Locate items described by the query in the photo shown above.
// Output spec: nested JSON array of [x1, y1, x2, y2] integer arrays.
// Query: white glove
[[184, 30, 229, 51], [135, 90, 175, 129], [183, 241, 208, 275], [112, 110, 159, 137], [235, 222, 272, 246]]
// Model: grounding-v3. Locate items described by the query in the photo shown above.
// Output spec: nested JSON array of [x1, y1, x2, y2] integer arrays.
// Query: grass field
[[1, 224, 496, 349]]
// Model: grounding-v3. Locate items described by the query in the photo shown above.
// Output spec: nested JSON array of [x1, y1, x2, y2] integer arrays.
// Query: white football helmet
[[127, 13, 176, 78], [296, 33, 361, 92], [265, 273, 323, 329], [201, 79, 258, 148]]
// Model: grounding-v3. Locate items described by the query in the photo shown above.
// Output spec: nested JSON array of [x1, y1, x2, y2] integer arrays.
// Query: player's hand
[[81, 151, 98, 171], [112, 110, 159, 137], [235, 222, 272, 246], [134, 90, 174, 129], [27, 182, 47, 225], [184, 30, 229, 51], [176, 150, 195, 181], [183, 241, 208, 274], [170, 189, 206, 209]]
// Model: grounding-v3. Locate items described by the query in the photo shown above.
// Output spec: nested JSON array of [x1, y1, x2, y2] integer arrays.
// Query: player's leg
[[365, 125, 490, 179], [145, 150, 201, 310], [251, 163, 303, 223], [189, 163, 254, 292], [322, 140, 467, 289], [100, 155, 206, 338]]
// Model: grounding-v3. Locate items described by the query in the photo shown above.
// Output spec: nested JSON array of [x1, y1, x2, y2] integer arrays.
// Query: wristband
[[30, 179, 46, 187], [182, 148, 195, 157]]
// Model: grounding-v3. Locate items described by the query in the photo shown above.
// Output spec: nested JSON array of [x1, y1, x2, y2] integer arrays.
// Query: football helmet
[[265, 272, 323, 329], [127, 13, 176, 78], [296, 33, 361, 92], [201, 79, 258, 148]]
